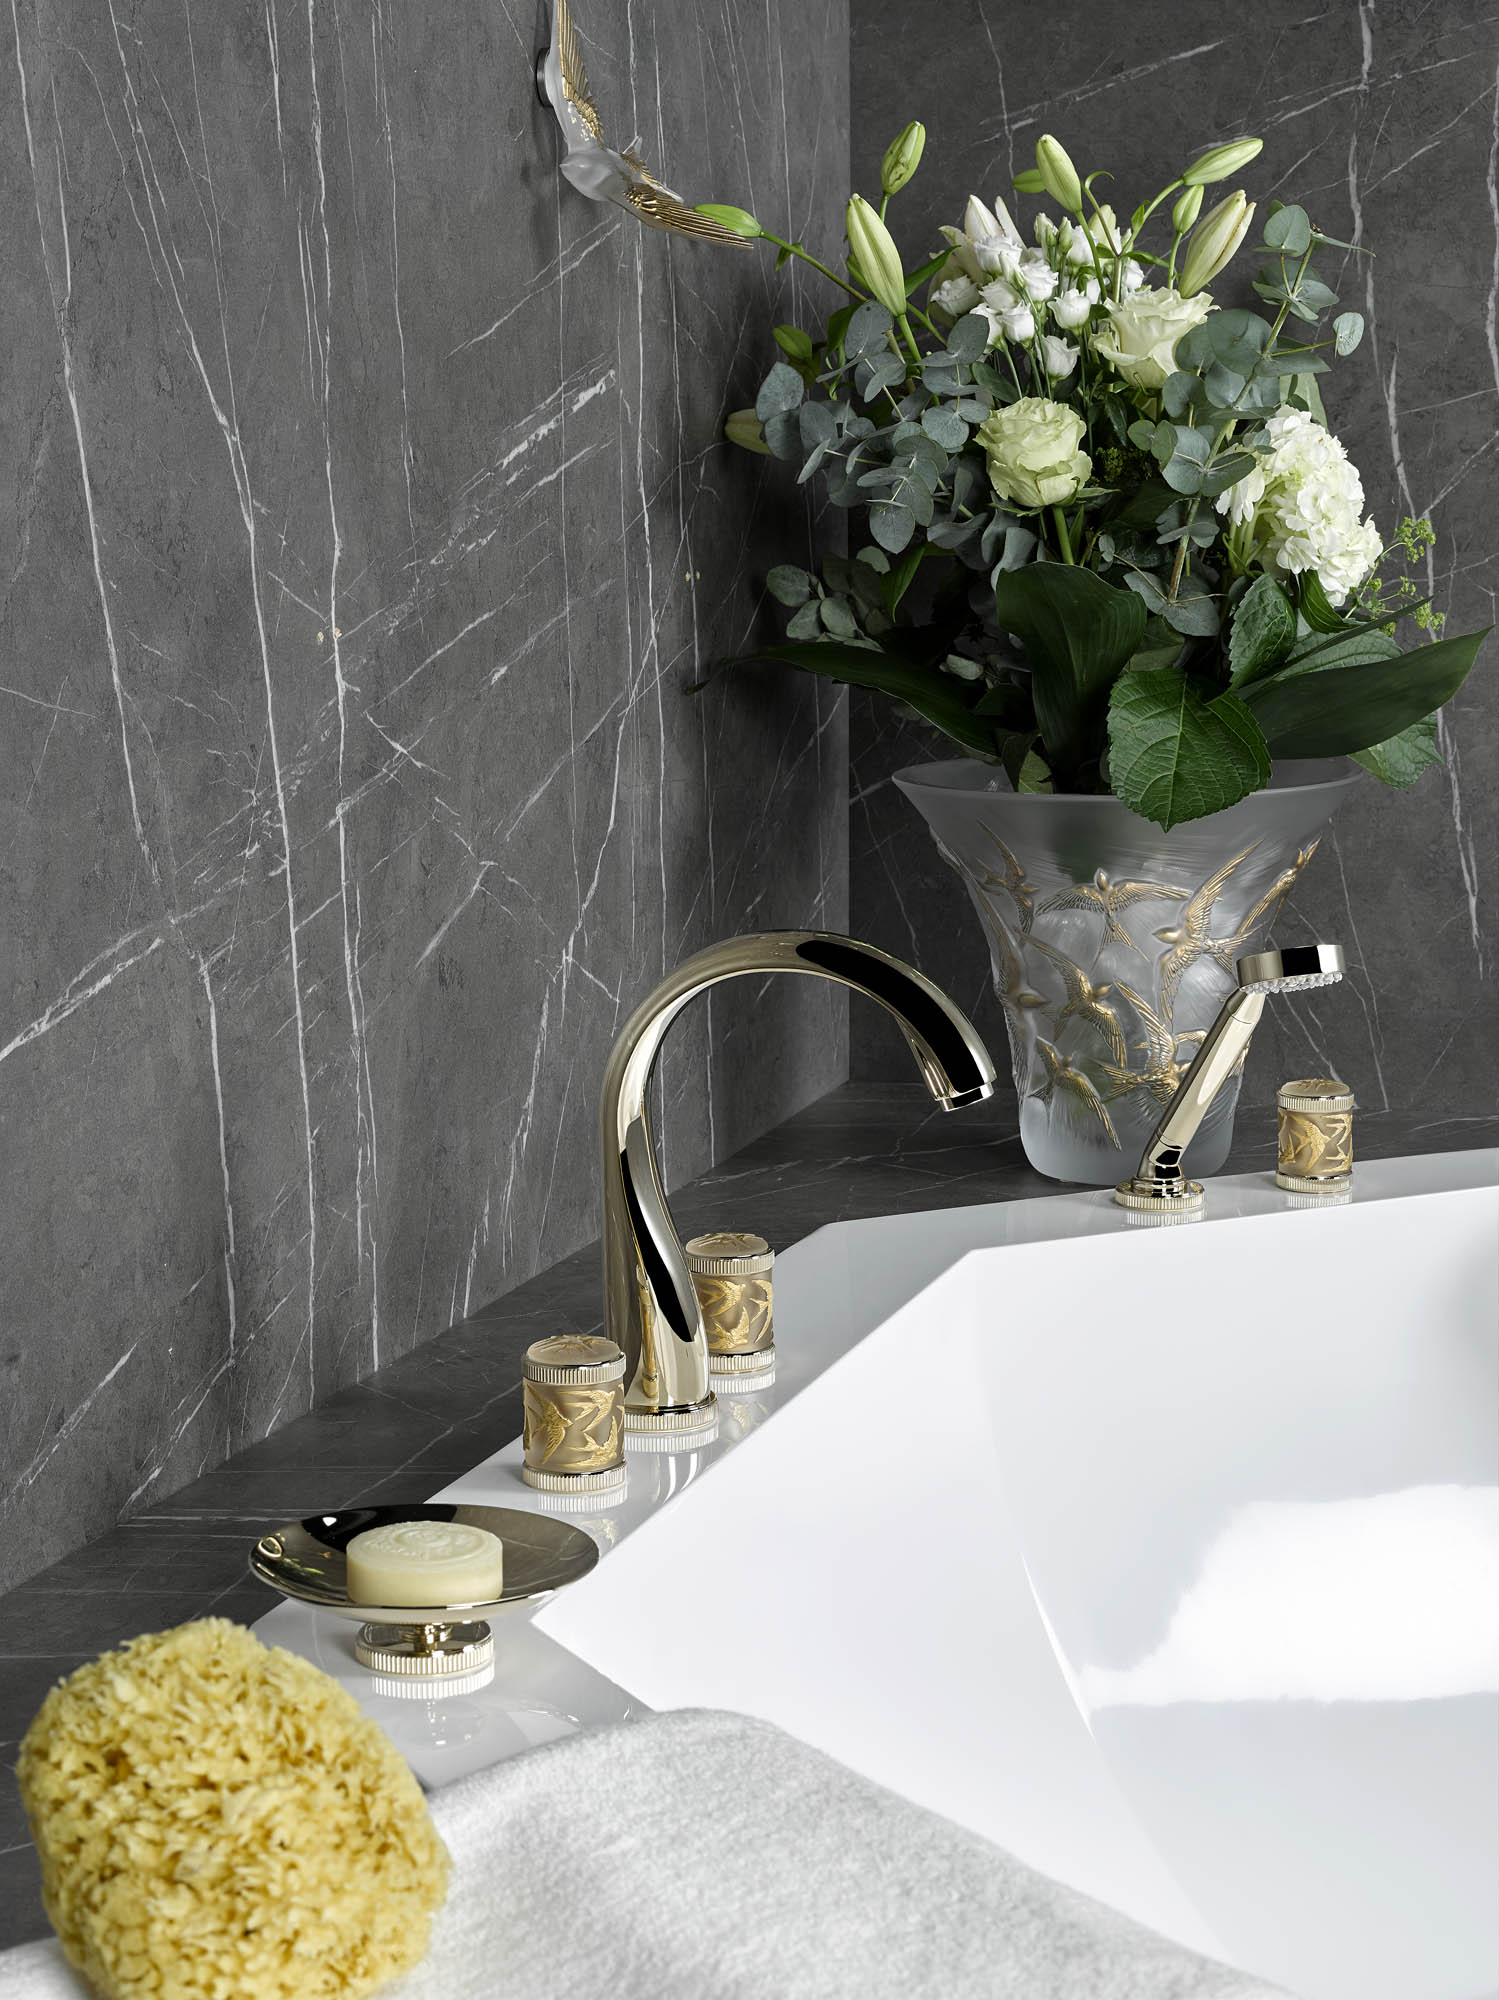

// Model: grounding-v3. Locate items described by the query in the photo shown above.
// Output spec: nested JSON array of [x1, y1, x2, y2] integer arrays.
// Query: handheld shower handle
[[1136, 988, 1265, 1182]]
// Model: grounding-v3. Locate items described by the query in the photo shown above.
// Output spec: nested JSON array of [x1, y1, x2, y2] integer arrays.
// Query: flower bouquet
[[698, 129, 1487, 1182], [704, 126, 1485, 827]]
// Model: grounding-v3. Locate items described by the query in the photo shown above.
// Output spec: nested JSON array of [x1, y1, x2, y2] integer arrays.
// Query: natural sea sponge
[[17, 1617, 450, 1999]]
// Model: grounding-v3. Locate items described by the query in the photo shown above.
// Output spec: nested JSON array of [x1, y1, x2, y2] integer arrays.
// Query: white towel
[[3, 1709, 1290, 1999]]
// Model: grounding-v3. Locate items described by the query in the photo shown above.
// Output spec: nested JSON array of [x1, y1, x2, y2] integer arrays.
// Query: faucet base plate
[[1114, 1176, 1205, 1214], [623, 1393, 718, 1438]]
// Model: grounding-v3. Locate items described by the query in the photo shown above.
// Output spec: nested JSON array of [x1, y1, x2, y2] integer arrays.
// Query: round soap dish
[[249, 1504, 598, 1681]]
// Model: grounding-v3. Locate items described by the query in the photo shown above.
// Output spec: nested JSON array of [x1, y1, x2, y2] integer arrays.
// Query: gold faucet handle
[[686, 1232, 776, 1377]]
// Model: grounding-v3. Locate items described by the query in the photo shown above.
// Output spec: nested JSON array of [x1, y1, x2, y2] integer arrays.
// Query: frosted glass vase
[[895, 759, 1365, 1186]]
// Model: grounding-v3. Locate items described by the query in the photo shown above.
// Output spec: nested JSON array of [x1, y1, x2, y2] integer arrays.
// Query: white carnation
[[1217, 407, 1382, 604]]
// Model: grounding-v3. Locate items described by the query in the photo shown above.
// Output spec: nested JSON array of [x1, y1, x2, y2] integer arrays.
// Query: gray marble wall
[[0, 0, 850, 1590], [848, 0, 1497, 1113]]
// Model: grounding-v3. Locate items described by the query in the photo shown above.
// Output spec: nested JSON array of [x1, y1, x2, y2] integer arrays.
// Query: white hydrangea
[[1216, 407, 1382, 604]]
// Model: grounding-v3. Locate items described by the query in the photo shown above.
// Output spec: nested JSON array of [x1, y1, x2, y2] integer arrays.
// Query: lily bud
[[724, 409, 771, 456], [846, 194, 908, 317], [1181, 137, 1264, 187], [693, 204, 764, 238], [1035, 133, 1083, 213], [880, 120, 926, 196], [1171, 183, 1204, 234], [1179, 189, 1255, 295]]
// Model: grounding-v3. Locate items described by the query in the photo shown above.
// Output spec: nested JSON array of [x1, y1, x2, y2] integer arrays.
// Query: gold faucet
[[600, 931, 997, 1430]]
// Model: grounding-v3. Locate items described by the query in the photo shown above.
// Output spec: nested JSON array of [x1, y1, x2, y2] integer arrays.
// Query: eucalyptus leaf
[[994, 564, 1147, 782], [1227, 573, 1296, 686], [819, 595, 859, 638], [869, 499, 917, 553], [922, 406, 969, 449], [1162, 587, 1220, 636], [766, 565, 813, 607], [1333, 311, 1365, 356], [784, 600, 822, 640], [1263, 203, 1311, 256], [763, 409, 803, 459], [947, 312, 991, 362], [846, 301, 895, 357], [755, 362, 805, 421], [1351, 713, 1442, 788], [1108, 668, 1271, 829]]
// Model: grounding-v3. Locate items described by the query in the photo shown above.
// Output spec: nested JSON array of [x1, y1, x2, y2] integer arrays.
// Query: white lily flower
[[1041, 333, 1079, 378], [964, 194, 1002, 244]]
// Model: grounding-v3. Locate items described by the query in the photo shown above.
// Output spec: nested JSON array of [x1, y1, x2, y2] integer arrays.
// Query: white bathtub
[[262, 1149, 1499, 2000]]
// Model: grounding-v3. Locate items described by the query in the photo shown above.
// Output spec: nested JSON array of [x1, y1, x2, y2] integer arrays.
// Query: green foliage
[[1108, 670, 1271, 829], [722, 131, 1486, 827], [1352, 715, 1443, 788], [994, 565, 1146, 786], [1241, 627, 1489, 756]]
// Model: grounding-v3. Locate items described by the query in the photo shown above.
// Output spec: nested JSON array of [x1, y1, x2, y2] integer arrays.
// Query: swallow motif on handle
[[538, 0, 752, 245]]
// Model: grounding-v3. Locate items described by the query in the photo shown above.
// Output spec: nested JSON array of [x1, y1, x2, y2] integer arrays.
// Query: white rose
[[1041, 334, 1078, 379], [999, 302, 1036, 343], [932, 273, 982, 318], [1053, 281, 1098, 328], [980, 275, 1020, 315], [1118, 258, 1146, 295], [1061, 220, 1095, 269], [1017, 249, 1058, 302], [1091, 285, 1215, 392]]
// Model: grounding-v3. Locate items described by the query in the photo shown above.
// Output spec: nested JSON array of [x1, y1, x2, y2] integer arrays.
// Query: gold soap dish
[[250, 1504, 598, 1681]]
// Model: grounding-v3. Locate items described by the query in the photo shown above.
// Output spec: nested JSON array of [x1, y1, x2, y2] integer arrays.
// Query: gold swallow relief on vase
[[938, 829, 1321, 1147]]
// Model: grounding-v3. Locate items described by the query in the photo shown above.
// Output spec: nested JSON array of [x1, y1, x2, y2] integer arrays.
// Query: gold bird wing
[[1178, 842, 1260, 944], [1114, 982, 1175, 1070], [549, 0, 604, 146], [623, 182, 754, 244], [1030, 936, 1090, 1005]]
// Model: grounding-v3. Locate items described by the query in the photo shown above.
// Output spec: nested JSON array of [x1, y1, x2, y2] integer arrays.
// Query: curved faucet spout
[[599, 931, 997, 1424]]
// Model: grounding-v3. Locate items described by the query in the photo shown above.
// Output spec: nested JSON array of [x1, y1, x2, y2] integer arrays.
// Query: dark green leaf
[[732, 640, 999, 755], [906, 250, 952, 296], [766, 565, 813, 607], [1017, 750, 1052, 793], [755, 362, 805, 421], [883, 543, 926, 613], [1242, 627, 1489, 756], [1108, 668, 1271, 829], [773, 324, 816, 367], [1228, 574, 1296, 687], [1351, 714, 1442, 788], [1296, 571, 1348, 634], [994, 564, 1147, 781]]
